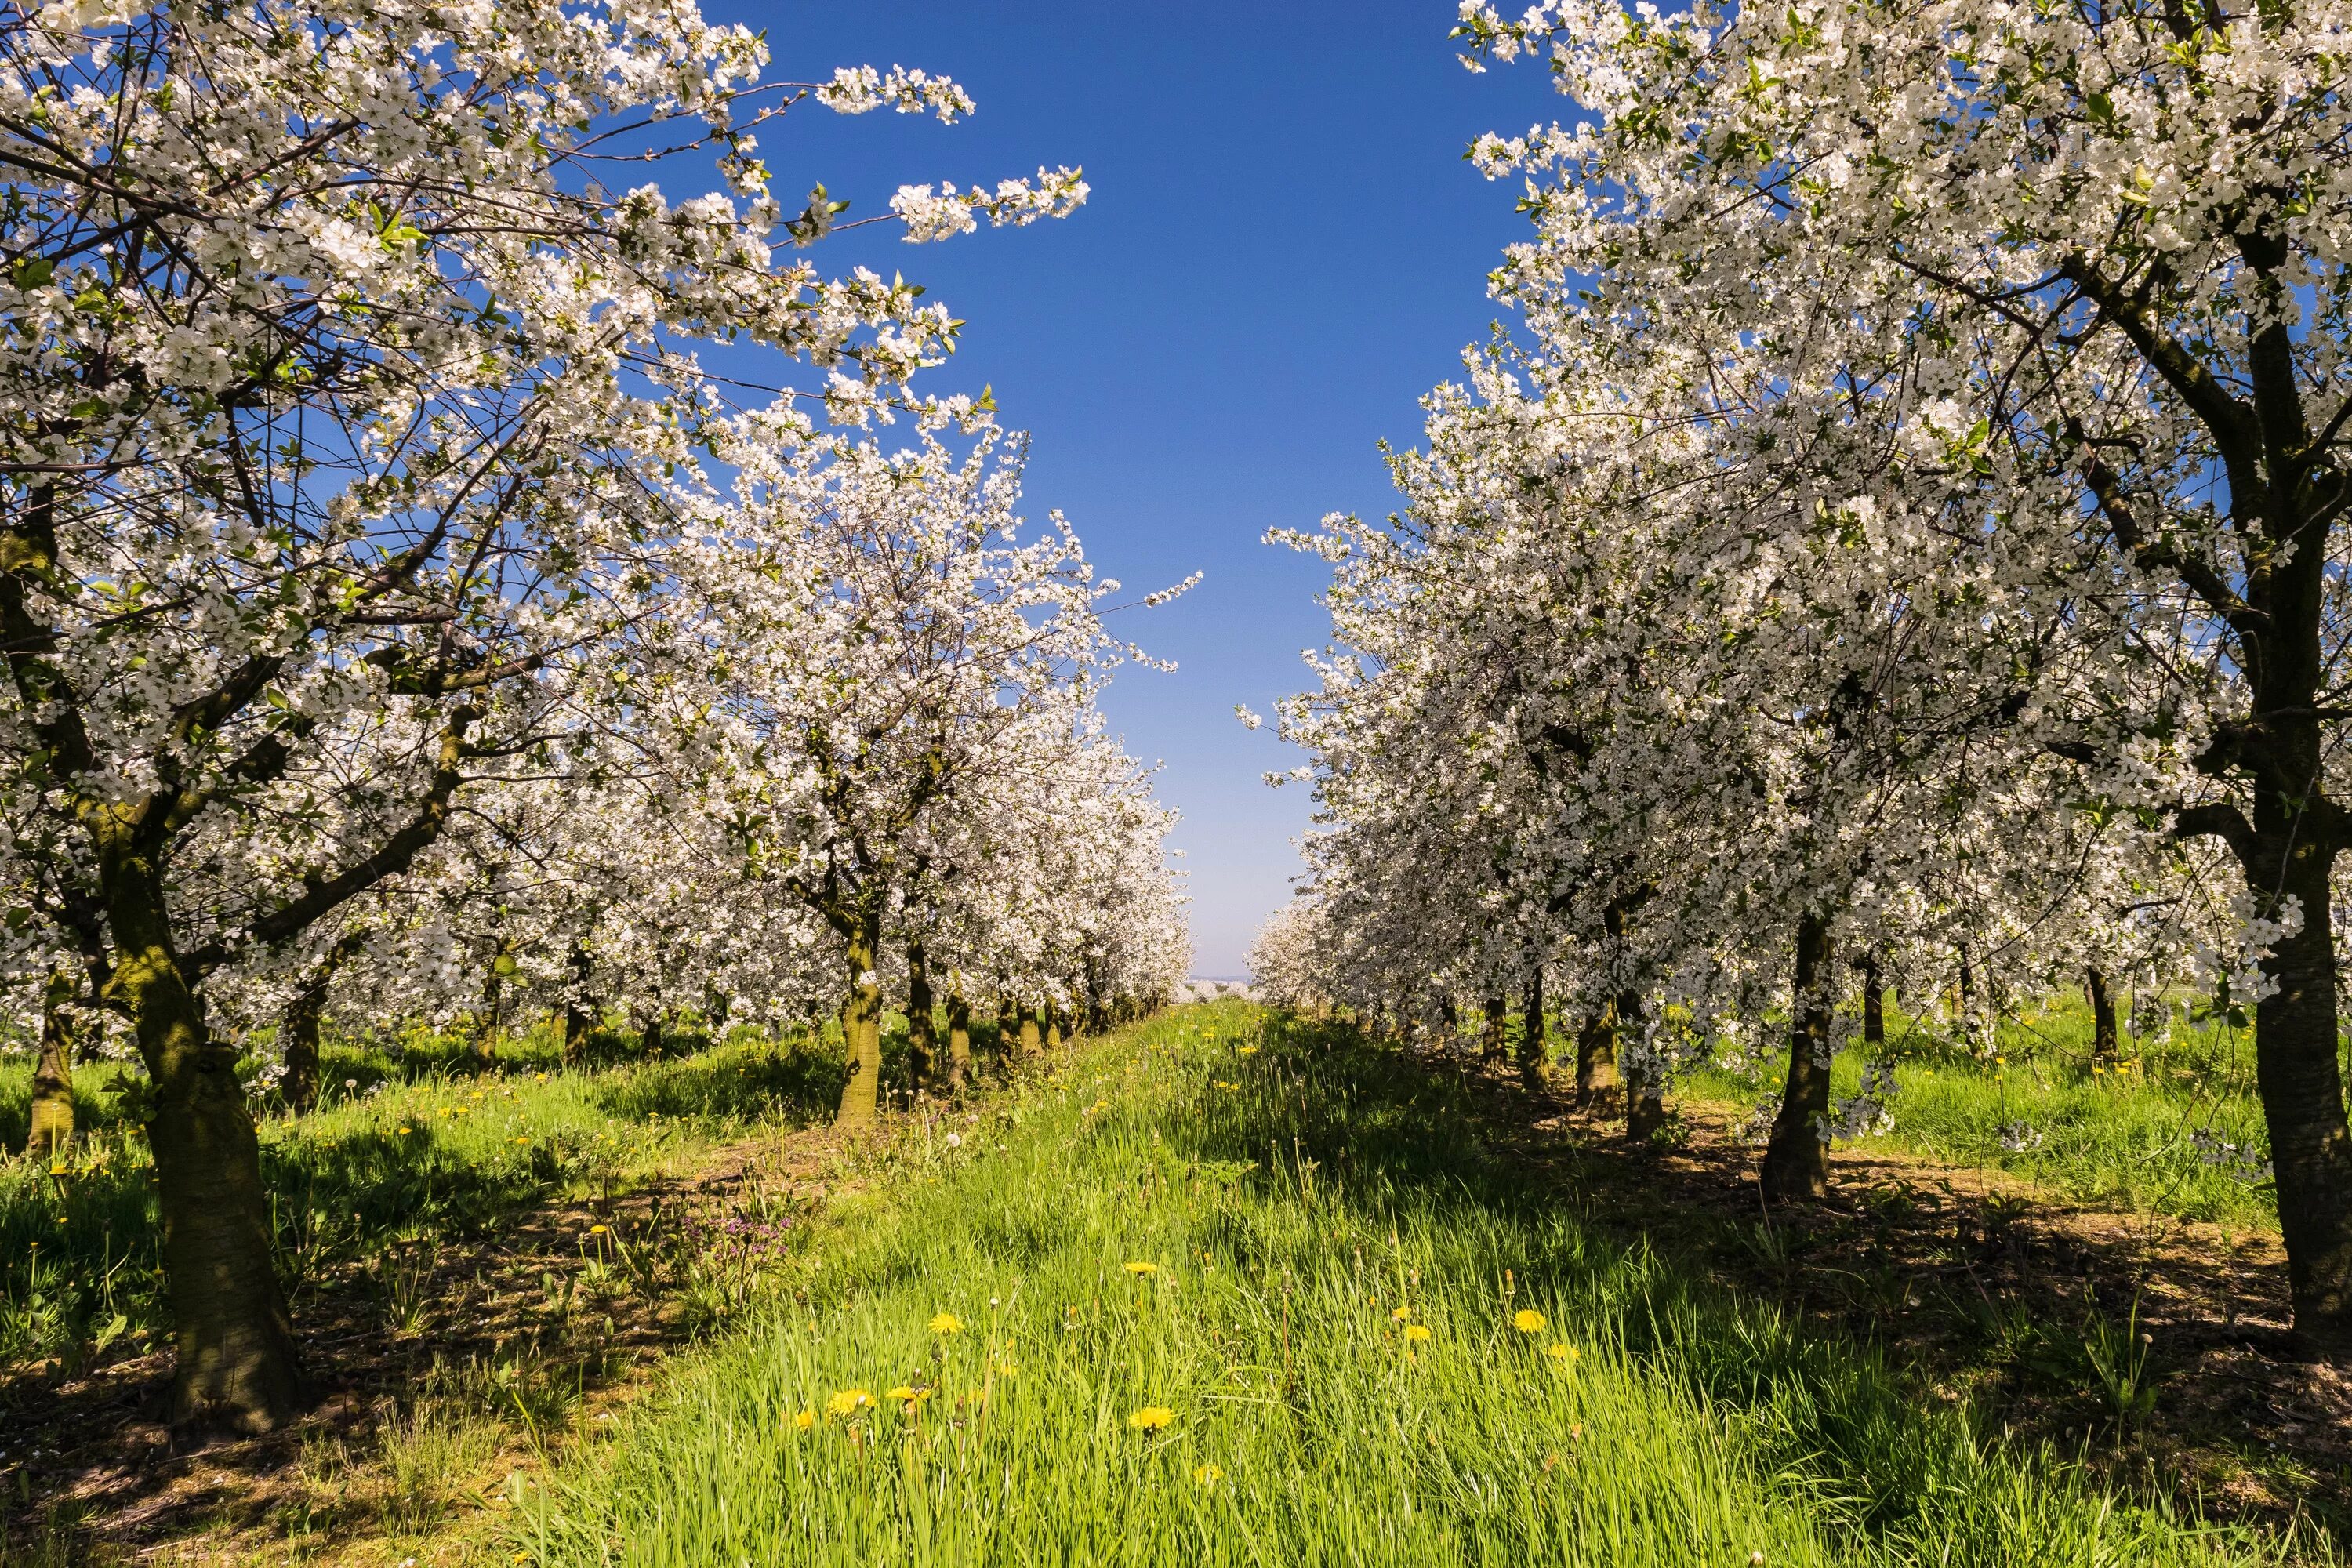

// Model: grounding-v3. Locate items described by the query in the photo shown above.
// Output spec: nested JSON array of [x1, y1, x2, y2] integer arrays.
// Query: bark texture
[[1760, 911, 1835, 1203], [836, 913, 884, 1127]]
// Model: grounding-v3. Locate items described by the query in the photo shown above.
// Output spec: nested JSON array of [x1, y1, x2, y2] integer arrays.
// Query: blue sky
[[717, 2, 1560, 975]]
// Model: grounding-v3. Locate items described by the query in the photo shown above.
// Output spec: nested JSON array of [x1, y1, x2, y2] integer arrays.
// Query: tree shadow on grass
[[1167, 1013, 2345, 1559], [0, 1033, 855, 1562]]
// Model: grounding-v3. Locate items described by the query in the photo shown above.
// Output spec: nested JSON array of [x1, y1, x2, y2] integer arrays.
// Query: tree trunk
[[1481, 996, 1506, 1065], [112, 868, 307, 1429], [1018, 1002, 1043, 1056], [1517, 970, 1548, 1087], [27, 970, 74, 1164], [2087, 966, 2118, 1065], [1044, 1004, 1062, 1052], [1860, 953, 1885, 1048], [641, 1010, 665, 1058], [473, 949, 504, 1072], [281, 975, 327, 1117], [1576, 1004, 1619, 1105], [906, 939, 936, 1089], [946, 985, 971, 1091], [1622, 988, 1664, 1142], [1761, 910, 1835, 1203], [837, 911, 884, 1127], [563, 941, 594, 1066], [2245, 804, 2352, 1356]]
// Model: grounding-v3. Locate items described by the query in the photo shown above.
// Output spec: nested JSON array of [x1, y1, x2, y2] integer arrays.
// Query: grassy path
[[510, 1005, 2338, 1568]]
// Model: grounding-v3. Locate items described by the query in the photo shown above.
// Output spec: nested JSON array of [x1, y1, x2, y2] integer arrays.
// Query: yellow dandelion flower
[[994, 1360, 1018, 1378], [589, 1224, 608, 1235], [1391, 1305, 1412, 1322], [1512, 1309, 1546, 1334], [930, 1312, 964, 1335], [1127, 1405, 1174, 1431], [793, 1410, 815, 1430], [826, 1388, 873, 1417], [1123, 1261, 1157, 1276], [1404, 1324, 1432, 1342], [397, 1127, 412, 1135], [1546, 1342, 1578, 1365], [1194, 1463, 1224, 1487], [886, 1385, 924, 1402]]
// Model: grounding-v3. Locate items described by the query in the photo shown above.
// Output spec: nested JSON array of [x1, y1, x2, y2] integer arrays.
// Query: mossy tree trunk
[[1018, 1001, 1043, 1056], [837, 909, 884, 1127], [1576, 1004, 1619, 1104], [27, 968, 75, 1164], [115, 863, 307, 1428]]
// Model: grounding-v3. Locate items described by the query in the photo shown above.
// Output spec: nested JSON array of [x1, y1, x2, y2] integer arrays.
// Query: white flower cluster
[[815, 65, 975, 123], [891, 169, 1091, 245], [2190, 1129, 2274, 1185], [1818, 1063, 1896, 1144]]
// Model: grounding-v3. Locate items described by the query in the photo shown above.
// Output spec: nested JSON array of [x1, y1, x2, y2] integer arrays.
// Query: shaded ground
[[2, 1122, 862, 1566], [1452, 1055, 2350, 1541]]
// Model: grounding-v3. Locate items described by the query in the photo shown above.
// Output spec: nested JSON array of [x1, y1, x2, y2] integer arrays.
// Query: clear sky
[[708, 2, 1559, 976]]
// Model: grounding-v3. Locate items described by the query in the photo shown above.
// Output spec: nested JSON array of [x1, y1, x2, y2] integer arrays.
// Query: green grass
[[1681, 997, 2289, 1229], [514, 1004, 2317, 1567], [0, 1017, 850, 1371]]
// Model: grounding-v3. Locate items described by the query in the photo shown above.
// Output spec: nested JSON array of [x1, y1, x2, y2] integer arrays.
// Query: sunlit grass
[[0, 1021, 845, 1369], [1679, 996, 2287, 1229], [515, 1004, 2310, 1567]]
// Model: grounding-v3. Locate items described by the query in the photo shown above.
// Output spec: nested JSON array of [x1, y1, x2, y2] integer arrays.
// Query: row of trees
[[0, 1, 1185, 1430], [1254, 0, 2352, 1360]]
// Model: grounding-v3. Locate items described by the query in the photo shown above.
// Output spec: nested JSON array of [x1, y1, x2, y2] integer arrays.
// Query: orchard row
[[1252, 0, 2352, 1359], [0, 2, 1187, 1429]]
